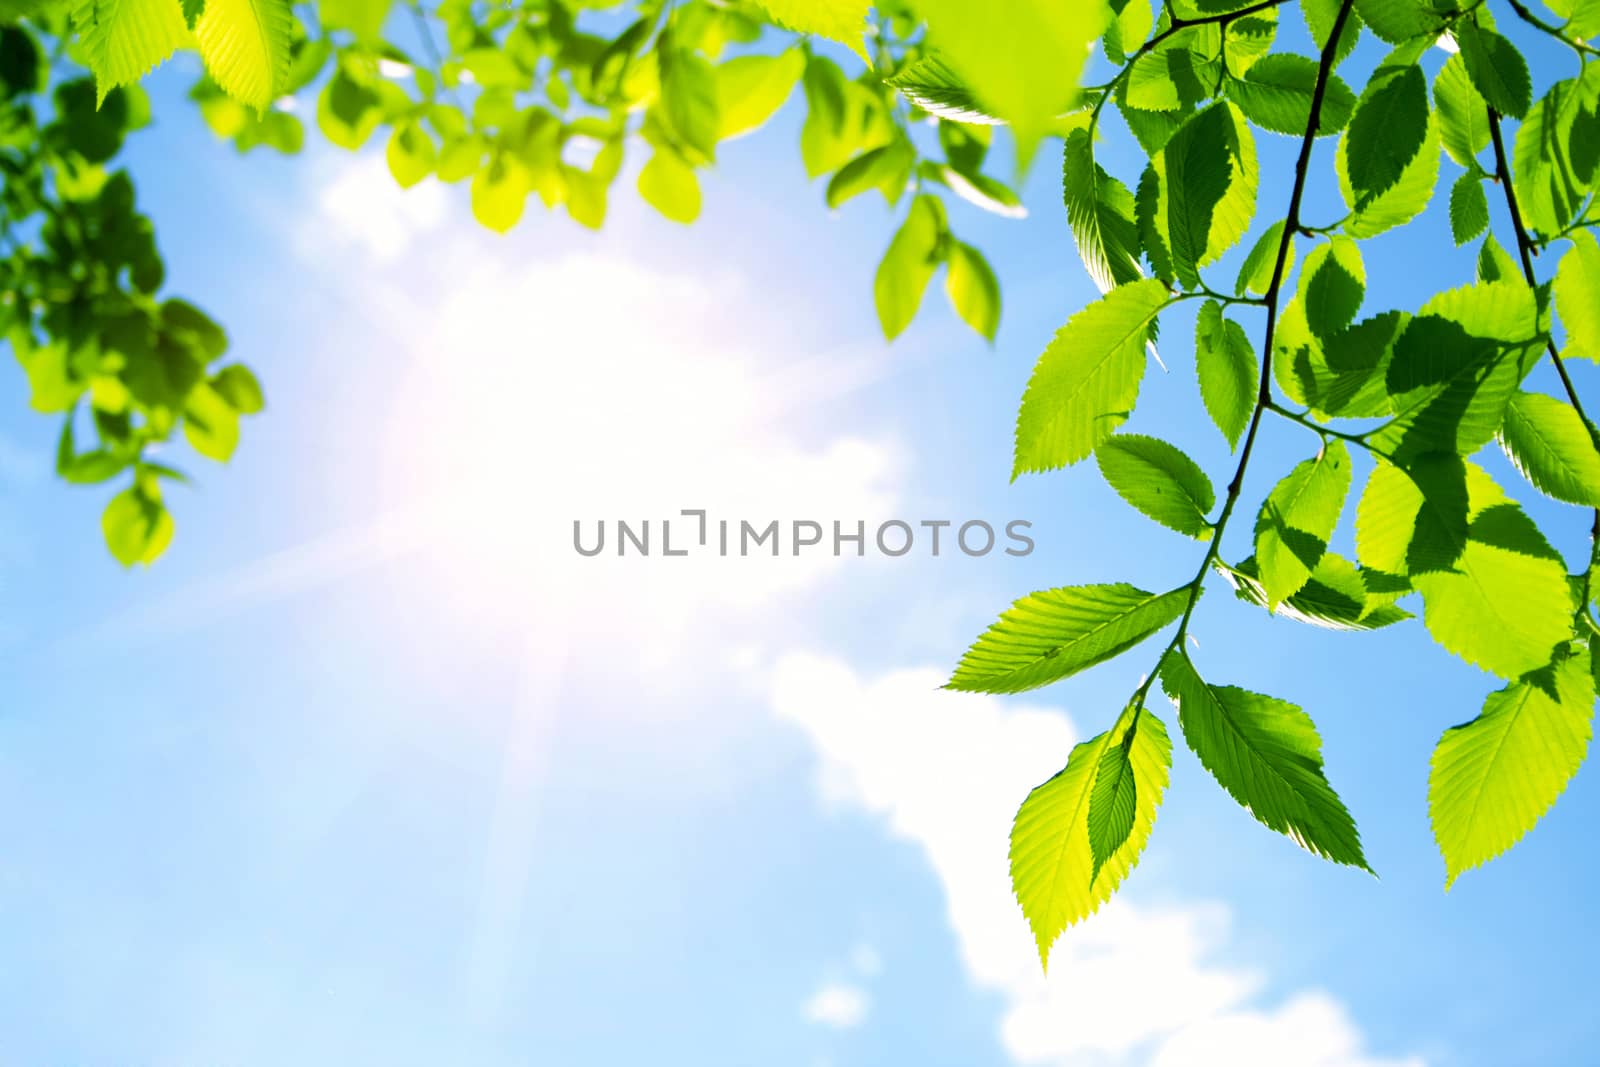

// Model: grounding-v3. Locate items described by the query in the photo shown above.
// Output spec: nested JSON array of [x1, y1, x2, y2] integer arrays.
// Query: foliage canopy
[[5, 0, 1600, 968]]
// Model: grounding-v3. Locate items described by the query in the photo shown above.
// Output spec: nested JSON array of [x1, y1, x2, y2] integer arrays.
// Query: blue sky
[[1, 9, 1598, 1065]]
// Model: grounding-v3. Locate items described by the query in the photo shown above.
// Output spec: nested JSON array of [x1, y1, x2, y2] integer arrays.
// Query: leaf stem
[[1091, 0, 1292, 126], [1486, 106, 1600, 623], [1503, 0, 1600, 58], [1130, 0, 1356, 711]]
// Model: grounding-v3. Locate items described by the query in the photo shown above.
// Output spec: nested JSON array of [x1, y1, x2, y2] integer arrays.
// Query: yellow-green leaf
[[638, 148, 701, 224], [756, 0, 868, 60], [1431, 651, 1594, 887], [195, 0, 292, 111], [1010, 705, 1171, 969], [74, 0, 191, 104]]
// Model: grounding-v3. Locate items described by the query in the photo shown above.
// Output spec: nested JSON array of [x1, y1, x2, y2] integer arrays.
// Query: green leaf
[[318, 0, 387, 41], [1356, 456, 1575, 678], [934, 165, 1026, 218], [914, 0, 1109, 158], [1062, 128, 1142, 292], [1222, 552, 1411, 631], [638, 148, 701, 224], [194, 0, 291, 112], [1434, 54, 1490, 169], [1298, 235, 1365, 340], [874, 194, 944, 340], [1124, 43, 1214, 112], [73, 0, 190, 104], [182, 382, 239, 462], [1226, 54, 1355, 136], [825, 142, 913, 208], [1086, 728, 1139, 883], [1448, 172, 1488, 246], [715, 49, 803, 140], [1454, 19, 1531, 120], [1253, 440, 1352, 608], [1275, 307, 1406, 419], [1096, 433, 1215, 538], [1477, 232, 1521, 284], [1304, 0, 1363, 64], [1497, 390, 1600, 507], [1336, 98, 1439, 239], [317, 70, 380, 149], [945, 241, 1001, 342], [470, 154, 530, 234], [1234, 221, 1292, 298], [756, 0, 868, 60], [1353, 0, 1441, 44], [797, 56, 891, 178], [1431, 651, 1594, 887], [1010, 704, 1172, 968], [1371, 282, 1542, 462], [1013, 278, 1167, 476], [1344, 63, 1428, 205], [1196, 299, 1257, 450], [885, 52, 1001, 125], [210, 364, 263, 413], [385, 121, 435, 189], [103, 484, 174, 566], [948, 582, 1190, 694], [1153, 103, 1256, 286], [660, 47, 721, 164], [1160, 651, 1370, 869], [1555, 230, 1600, 361], [1513, 76, 1588, 236]]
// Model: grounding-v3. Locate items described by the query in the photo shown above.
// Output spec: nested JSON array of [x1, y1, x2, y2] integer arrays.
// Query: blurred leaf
[[873, 194, 943, 340], [944, 240, 1000, 341], [103, 485, 173, 566], [715, 49, 803, 140], [638, 147, 701, 223]]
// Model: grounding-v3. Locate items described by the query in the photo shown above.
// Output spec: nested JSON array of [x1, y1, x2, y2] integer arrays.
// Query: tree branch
[[1486, 107, 1600, 616], [1503, 0, 1600, 58], [1130, 0, 1357, 709]]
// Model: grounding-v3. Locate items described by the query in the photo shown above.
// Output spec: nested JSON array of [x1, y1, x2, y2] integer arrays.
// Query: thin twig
[[1130, 0, 1357, 711], [1487, 106, 1600, 619]]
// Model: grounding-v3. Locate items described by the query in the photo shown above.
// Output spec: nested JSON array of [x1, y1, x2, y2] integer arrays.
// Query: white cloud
[[771, 653, 1425, 1067], [306, 154, 447, 262], [803, 981, 871, 1030]]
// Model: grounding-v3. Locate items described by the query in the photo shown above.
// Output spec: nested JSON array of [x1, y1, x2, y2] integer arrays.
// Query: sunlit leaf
[[1497, 390, 1600, 507], [1195, 298, 1257, 449], [1011, 704, 1171, 968], [1014, 278, 1167, 475], [194, 0, 291, 111], [1253, 439, 1352, 609], [948, 582, 1190, 694], [1431, 651, 1594, 886], [1161, 651, 1370, 869]]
